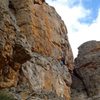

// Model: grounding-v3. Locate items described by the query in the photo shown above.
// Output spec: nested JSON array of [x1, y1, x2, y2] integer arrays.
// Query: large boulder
[[72, 40, 100, 100]]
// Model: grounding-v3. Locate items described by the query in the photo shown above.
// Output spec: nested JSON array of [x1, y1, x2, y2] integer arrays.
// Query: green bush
[[0, 91, 15, 100]]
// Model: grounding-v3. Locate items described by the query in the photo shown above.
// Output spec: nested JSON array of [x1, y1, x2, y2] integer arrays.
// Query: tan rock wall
[[0, 0, 74, 100]]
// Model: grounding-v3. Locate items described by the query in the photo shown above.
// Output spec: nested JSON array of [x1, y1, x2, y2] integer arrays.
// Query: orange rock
[[0, 0, 74, 99]]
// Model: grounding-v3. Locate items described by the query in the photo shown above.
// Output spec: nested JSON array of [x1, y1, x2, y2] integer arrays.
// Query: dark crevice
[[9, 1, 15, 10], [34, 0, 45, 5], [8, 0, 16, 14], [73, 69, 90, 96], [73, 69, 82, 80], [79, 62, 95, 69]]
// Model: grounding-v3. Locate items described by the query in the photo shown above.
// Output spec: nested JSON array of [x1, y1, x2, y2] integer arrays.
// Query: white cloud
[[68, 9, 100, 57], [46, 0, 100, 57]]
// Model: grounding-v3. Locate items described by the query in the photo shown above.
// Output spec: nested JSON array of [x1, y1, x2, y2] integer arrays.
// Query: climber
[[61, 57, 65, 65]]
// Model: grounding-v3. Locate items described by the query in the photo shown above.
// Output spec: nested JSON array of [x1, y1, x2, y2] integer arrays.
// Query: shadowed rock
[[72, 40, 100, 100]]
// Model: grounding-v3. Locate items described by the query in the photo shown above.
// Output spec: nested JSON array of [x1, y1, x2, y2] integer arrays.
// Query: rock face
[[71, 40, 100, 100], [0, 0, 74, 100]]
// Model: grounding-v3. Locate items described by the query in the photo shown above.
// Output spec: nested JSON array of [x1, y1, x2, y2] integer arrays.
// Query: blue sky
[[46, 0, 100, 57], [78, 0, 100, 24]]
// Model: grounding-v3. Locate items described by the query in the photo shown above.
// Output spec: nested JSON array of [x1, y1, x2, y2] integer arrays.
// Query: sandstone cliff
[[0, 0, 74, 100], [71, 40, 100, 100]]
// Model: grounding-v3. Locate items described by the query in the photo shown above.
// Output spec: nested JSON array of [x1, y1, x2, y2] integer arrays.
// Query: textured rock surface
[[71, 40, 100, 100], [0, 0, 74, 100]]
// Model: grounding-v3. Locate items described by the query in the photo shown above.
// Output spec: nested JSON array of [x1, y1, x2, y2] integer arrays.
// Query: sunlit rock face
[[71, 40, 100, 100], [0, 0, 74, 99]]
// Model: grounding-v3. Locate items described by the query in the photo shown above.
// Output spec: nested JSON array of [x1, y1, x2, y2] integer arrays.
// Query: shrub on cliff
[[0, 91, 15, 100]]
